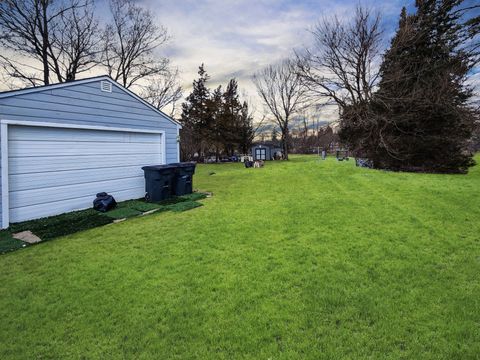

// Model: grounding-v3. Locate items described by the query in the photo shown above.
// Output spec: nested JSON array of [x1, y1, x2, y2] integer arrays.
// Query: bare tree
[[297, 6, 383, 110], [0, 0, 99, 86], [252, 114, 268, 140], [141, 68, 183, 116], [239, 90, 268, 144], [51, 0, 100, 82], [253, 58, 308, 159], [102, 0, 170, 89]]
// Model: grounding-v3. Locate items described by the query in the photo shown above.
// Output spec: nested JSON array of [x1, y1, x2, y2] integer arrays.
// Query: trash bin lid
[[142, 164, 176, 171], [168, 162, 196, 168]]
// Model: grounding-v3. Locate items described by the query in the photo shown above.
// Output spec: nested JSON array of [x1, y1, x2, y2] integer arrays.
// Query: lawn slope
[[0, 156, 479, 359]]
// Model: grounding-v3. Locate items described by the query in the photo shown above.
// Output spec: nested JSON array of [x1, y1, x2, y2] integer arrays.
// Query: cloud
[[144, 0, 415, 122], [152, 1, 313, 81]]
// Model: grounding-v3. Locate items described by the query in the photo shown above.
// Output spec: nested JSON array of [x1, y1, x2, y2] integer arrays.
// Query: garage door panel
[[8, 125, 163, 223], [10, 140, 160, 157], [10, 153, 160, 174], [10, 126, 161, 143], [10, 166, 147, 191], [10, 187, 145, 223], [11, 175, 145, 209]]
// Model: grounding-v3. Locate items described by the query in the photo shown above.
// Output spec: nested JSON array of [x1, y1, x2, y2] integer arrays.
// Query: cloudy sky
[[148, 0, 412, 120], [154, 0, 408, 81]]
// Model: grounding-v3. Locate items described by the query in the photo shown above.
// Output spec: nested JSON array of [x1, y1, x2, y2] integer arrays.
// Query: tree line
[[254, 0, 479, 173], [180, 65, 254, 161], [262, 124, 338, 155], [0, 0, 182, 114]]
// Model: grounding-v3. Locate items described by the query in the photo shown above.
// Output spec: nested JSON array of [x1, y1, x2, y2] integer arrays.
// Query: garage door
[[7, 125, 163, 223]]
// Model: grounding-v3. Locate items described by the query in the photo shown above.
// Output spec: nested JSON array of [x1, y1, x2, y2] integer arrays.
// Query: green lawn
[[1, 155, 479, 359]]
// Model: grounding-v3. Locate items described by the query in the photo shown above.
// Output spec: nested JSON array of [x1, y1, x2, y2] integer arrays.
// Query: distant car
[[221, 156, 237, 162], [204, 156, 240, 163]]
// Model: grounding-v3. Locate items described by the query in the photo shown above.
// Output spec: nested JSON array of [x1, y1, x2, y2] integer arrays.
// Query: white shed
[[0, 76, 181, 228]]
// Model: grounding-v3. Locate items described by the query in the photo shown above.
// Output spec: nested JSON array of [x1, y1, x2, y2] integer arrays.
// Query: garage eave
[[0, 75, 182, 129]]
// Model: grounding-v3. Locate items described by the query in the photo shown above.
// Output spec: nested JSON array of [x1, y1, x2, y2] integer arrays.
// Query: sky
[[144, 0, 413, 121]]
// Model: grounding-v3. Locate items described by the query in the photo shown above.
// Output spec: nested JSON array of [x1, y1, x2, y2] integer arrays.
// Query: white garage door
[[7, 124, 163, 223]]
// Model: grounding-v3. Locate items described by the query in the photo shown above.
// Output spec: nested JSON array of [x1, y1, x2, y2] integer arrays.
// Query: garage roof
[[0, 75, 181, 128]]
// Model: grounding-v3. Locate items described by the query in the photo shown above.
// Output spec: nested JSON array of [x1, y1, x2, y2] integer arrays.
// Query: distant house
[[0, 75, 181, 228], [251, 143, 282, 161]]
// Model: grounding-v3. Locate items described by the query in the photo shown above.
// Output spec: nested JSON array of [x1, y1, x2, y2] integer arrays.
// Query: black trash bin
[[170, 162, 196, 196], [142, 165, 176, 202]]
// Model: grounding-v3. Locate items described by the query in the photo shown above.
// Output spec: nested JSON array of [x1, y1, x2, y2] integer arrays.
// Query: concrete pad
[[12, 231, 42, 244]]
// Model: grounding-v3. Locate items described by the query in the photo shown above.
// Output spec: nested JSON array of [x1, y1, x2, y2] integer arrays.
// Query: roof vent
[[100, 80, 112, 93]]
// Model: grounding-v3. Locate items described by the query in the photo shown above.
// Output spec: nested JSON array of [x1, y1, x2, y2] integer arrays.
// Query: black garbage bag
[[93, 192, 117, 212]]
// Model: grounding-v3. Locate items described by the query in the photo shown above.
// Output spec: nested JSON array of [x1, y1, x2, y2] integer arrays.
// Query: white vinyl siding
[[8, 125, 162, 223]]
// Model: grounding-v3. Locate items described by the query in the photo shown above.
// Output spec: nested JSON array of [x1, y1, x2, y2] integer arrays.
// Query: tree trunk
[[42, 2, 49, 85], [281, 127, 289, 160]]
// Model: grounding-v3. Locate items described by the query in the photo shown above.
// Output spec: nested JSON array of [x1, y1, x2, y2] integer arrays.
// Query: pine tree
[[181, 70, 255, 159], [181, 64, 211, 156], [221, 79, 243, 155], [238, 101, 254, 154], [365, 0, 478, 172], [209, 85, 224, 160]]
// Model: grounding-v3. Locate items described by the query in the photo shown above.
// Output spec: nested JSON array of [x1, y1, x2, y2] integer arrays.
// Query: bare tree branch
[[253, 58, 309, 159], [141, 68, 183, 117], [0, 0, 99, 86], [50, 0, 100, 82], [297, 6, 383, 110], [101, 0, 170, 89]]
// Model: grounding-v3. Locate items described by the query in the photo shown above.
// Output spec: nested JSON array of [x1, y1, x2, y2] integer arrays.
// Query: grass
[[165, 200, 203, 212], [9, 209, 113, 242], [0, 155, 479, 359], [0, 230, 26, 254], [101, 207, 144, 219], [2, 197, 206, 253]]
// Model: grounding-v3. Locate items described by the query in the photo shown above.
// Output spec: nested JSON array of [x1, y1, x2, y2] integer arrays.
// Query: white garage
[[3, 121, 165, 224], [0, 76, 181, 228]]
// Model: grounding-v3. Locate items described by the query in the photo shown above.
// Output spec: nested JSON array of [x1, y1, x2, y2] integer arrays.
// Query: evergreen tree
[[181, 64, 211, 156], [355, 0, 478, 172], [181, 68, 255, 159], [238, 101, 254, 154], [209, 85, 224, 160], [221, 79, 243, 155]]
